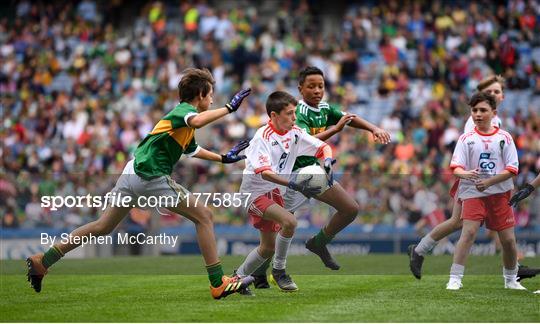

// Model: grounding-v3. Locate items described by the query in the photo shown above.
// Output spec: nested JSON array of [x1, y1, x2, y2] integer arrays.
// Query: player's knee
[[195, 208, 214, 226], [281, 217, 297, 232], [93, 220, 114, 236], [341, 201, 360, 221], [499, 236, 515, 249], [461, 228, 477, 242], [451, 218, 463, 230]]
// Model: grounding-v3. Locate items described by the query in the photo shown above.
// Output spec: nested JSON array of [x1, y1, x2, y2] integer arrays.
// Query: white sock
[[415, 235, 437, 256], [237, 248, 268, 276], [450, 263, 465, 280], [273, 233, 292, 270], [503, 266, 518, 282]]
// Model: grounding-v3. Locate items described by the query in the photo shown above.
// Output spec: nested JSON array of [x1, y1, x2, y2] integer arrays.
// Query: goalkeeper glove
[[509, 183, 535, 207], [288, 175, 322, 198], [226, 88, 251, 113], [221, 140, 250, 164]]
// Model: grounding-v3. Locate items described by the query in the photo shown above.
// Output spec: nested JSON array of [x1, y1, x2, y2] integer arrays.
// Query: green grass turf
[[1, 255, 538, 322]]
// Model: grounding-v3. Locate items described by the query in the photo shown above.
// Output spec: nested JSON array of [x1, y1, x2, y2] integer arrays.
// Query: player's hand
[[474, 178, 491, 192], [335, 114, 356, 132], [372, 127, 391, 144], [323, 158, 336, 187], [509, 183, 535, 207], [461, 169, 480, 182], [221, 140, 250, 163], [288, 175, 322, 198], [226, 88, 251, 113]]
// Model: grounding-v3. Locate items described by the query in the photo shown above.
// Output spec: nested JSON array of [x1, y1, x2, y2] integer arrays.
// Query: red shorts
[[247, 188, 283, 233], [449, 179, 460, 202], [424, 209, 445, 228], [461, 191, 515, 232]]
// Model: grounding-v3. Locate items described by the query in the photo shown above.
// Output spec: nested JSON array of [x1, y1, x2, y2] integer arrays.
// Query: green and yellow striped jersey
[[134, 102, 199, 180], [293, 99, 345, 171]]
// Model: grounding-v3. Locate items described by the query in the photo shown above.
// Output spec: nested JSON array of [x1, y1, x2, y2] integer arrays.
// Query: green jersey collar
[[298, 99, 329, 112]]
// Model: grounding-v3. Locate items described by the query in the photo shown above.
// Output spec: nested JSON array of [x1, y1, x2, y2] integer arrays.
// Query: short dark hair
[[266, 91, 298, 116], [477, 75, 505, 92], [298, 66, 324, 85], [178, 68, 215, 102], [469, 92, 497, 110]]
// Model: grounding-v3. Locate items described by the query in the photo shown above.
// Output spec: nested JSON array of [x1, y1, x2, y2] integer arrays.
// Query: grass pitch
[[1, 255, 538, 322]]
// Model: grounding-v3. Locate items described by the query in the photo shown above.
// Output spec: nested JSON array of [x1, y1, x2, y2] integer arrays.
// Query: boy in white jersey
[[409, 75, 540, 281], [250, 66, 390, 288], [446, 92, 525, 290], [235, 91, 334, 292]]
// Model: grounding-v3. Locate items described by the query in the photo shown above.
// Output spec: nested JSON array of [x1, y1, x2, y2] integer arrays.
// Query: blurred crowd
[[1, 0, 539, 233]]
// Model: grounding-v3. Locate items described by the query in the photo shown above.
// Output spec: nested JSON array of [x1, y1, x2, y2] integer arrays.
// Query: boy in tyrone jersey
[[235, 91, 334, 292], [446, 92, 526, 291]]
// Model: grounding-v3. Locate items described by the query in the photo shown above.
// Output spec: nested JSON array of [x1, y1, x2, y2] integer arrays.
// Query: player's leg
[[250, 184, 309, 287], [446, 219, 480, 290], [497, 227, 526, 289], [27, 163, 139, 293], [237, 231, 276, 277], [26, 205, 131, 292], [166, 196, 253, 299], [234, 231, 276, 296], [307, 183, 359, 270], [409, 200, 463, 279], [486, 229, 502, 253], [261, 204, 299, 292]]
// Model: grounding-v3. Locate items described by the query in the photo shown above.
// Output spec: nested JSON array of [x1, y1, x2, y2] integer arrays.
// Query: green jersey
[[134, 102, 199, 180], [293, 99, 345, 171]]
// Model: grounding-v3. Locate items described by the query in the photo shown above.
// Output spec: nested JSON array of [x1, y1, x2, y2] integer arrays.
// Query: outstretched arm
[[313, 114, 356, 141], [261, 170, 321, 198], [187, 89, 251, 128], [193, 139, 250, 163], [348, 116, 391, 144], [192, 148, 222, 162]]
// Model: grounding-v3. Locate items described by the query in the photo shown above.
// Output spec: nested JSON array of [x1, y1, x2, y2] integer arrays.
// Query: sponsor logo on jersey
[[310, 127, 326, 135]]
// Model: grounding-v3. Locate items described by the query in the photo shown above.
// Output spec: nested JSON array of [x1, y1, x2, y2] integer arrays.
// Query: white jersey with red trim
[[240, 122, 328, 206], [464, 115, 502, 133], [450, 127, 518, 199]]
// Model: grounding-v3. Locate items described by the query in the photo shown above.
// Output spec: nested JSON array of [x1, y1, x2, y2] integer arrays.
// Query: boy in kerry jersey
[[26, 68, 253, 300], [446, 92, 525, 290], [234, 91, 334, 293]]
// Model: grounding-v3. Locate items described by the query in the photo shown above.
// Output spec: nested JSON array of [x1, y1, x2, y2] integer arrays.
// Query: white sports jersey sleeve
[[297, 128, 328, 157], [464, 115, 502, 133], [450, 132, 471, 170]]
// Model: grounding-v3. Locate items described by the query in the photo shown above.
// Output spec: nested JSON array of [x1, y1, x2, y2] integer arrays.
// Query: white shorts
[[111, 160, 190, 208]]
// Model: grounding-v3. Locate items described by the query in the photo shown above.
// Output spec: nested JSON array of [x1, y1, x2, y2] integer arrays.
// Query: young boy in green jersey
[[27, 68, 253, 300], [252, 66, 391, 288]]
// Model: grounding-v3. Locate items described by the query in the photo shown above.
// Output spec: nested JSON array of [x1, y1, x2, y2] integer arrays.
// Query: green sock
[[206, 262, 224, 288], [314, 229, 334, 247], [252, 258, 271, 276], [42, 246, 64, 268]]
